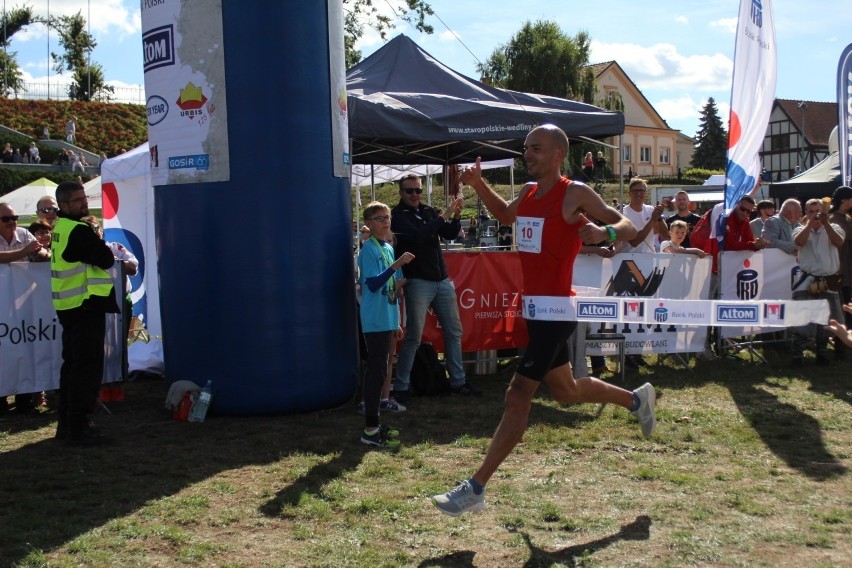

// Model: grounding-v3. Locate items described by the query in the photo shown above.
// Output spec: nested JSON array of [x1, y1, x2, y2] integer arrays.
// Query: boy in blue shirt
[[357, 201, 414, 447]]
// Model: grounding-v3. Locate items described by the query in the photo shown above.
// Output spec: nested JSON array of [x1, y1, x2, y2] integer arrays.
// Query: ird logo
[[716, 304, 759, 323], [577, 302, 617, 319]]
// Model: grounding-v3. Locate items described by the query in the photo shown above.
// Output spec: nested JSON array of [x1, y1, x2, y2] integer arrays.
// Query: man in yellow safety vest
[[51, 180, 118, 446]]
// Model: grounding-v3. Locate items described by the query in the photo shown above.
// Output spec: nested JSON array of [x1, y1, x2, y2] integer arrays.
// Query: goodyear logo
[[716, 304, 759, 323], [146, 95, 168, 126], [143, 25, 174, 72], [576, 301, 618, 319]]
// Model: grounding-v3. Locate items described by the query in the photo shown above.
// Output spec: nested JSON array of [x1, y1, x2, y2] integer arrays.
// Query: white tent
[[1, 178, 57, 214], [100, 143, 160, 337]]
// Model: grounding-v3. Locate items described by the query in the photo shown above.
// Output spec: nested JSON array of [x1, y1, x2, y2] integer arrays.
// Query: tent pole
[[618, 134, 624, 208], [370, 164, 376, 202]]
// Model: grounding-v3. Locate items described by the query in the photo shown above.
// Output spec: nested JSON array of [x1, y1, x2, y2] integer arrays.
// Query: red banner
[[419, 252, 528, 352]]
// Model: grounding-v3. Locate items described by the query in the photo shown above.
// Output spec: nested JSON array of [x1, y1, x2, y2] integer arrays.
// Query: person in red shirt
[[431, 124, 657, 517]]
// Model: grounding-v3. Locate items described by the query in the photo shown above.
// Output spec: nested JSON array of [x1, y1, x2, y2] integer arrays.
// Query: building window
[[623, 145, 632, 162], [771, 133, 790, 151], [640, 146, 652, 163], [659, 147, 670, 164]]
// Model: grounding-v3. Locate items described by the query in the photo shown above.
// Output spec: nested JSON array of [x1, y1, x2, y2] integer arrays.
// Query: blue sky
[[5, 1, 851, 138]]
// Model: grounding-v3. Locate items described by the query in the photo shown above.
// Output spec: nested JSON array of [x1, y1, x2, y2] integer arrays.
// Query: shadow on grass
[[649, 354, 848, 480], [515, 515, 651, 568], [413, 515, 651, 567]]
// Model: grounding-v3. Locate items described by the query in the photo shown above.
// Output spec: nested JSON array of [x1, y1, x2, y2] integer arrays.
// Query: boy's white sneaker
[[432, 480, 486, 517], [631, 382, 657, 436]]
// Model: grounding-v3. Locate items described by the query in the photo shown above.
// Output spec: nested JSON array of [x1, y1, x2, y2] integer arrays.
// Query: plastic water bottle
[[188, 380, 213, 423]]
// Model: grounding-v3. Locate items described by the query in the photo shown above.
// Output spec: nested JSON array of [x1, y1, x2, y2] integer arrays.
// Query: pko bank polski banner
[[142, 0, 230, 185], [0, 263, 124, 397], [724, 0, 776, 213]]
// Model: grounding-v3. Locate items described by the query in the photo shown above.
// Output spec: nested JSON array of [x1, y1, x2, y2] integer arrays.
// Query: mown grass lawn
[[1, 350, 850, 567]]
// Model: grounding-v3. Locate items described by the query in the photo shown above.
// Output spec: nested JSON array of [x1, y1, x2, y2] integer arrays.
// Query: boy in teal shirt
[[357, 201, 414, 447]]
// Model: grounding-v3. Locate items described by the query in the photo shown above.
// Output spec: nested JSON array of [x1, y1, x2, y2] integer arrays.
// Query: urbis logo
[[142, 25, 174, 72], [716, 304, 759, 323], [577, 302, 618, 319], [176, 82, 208, 119]]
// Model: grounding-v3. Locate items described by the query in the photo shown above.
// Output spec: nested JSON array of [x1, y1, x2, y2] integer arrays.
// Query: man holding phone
[[390, 174, 480, 403]]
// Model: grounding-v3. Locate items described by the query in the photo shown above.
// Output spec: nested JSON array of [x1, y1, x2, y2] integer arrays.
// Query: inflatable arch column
[[142, 1, 359, 413]]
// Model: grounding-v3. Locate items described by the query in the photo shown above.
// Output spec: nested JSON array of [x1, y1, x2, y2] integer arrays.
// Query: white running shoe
[[432, 479, 486, 517], [631, 382, 657, 436]]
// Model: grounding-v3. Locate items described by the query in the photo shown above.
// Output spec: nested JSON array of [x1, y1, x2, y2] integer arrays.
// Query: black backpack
[[410, 343, 451, 396]]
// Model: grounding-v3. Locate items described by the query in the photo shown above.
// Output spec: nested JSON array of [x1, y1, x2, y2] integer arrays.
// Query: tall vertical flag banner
[[141, 0, 231, 185], [724, 0, 777, 220], [327, 0, 350, 178], [838, 43, 852, 187]]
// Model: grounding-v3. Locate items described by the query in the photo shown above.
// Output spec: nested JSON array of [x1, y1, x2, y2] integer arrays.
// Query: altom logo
[[577, 302, 618, 319], [142, 25, 174, 72], [716, 304, 759, 323]]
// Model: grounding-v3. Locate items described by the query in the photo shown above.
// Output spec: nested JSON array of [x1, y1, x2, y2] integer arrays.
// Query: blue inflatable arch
[[155, 3, 359, 414]]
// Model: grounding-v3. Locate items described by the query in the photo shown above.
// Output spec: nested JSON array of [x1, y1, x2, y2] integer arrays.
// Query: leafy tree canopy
[[344, 0, 433, 68]]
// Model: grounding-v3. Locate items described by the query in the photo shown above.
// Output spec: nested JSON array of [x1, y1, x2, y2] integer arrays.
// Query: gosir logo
[[142, 25, 174, 72], [577, 302, 617, 319], [146, 95, 168, 126], [717, 304, 759, 323]]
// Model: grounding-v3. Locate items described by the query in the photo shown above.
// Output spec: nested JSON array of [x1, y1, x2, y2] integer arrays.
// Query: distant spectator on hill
[[97, 152, 108, 174], [28, 142, 41, 164], [12, 148, 24, 163], [2, 143, 13, 163], [78, 152, 90, 169], [65, 117, 77, 144], [42, 125, 50, 140], [69, 150, 85, 173]]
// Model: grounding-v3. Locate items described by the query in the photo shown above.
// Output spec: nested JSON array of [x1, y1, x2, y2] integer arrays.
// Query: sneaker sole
[[360, 436, 400, 448], [431, 497, 486, 517]]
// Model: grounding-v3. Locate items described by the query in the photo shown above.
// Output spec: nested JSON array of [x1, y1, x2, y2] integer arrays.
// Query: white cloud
[[11, 1, 139, 43], [675, 16, 688, 25], [709, 17, 737, 34], [591, 40, 731, 92]]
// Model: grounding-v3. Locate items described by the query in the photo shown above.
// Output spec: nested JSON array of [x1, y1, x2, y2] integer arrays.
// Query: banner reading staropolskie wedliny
[[141, 0, 230, 185]]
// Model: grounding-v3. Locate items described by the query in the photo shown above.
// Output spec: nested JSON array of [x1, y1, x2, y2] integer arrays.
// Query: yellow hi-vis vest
[[50, 217, 114, 311]]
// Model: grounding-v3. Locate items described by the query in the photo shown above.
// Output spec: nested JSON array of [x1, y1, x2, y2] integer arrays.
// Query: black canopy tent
[[768, 152, 842, 202], [346, 35, 625, 165]]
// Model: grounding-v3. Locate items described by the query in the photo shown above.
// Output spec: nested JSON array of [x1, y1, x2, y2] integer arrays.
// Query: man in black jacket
[[390, 173, 479, 402]]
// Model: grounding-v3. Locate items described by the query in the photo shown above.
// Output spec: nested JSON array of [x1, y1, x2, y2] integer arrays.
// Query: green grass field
[[1, 349, 850, 567]]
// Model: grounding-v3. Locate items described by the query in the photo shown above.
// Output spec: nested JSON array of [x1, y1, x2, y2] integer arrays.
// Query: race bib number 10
[[516, 216, 544, 253]]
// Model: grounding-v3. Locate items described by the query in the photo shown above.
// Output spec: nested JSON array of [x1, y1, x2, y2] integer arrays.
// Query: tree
[[48, 11, 113, 101], [476, 20, 593, 102], [477, 20, 601, 177], [692, 97, 728, 170], [344, 0, 433, 68], [0, 6, 37, 96]]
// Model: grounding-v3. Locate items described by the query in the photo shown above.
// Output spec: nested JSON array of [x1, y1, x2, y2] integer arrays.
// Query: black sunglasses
[[38, 207, 59, 214], [1, 215, 19, 222], [403, 187, 423, 195]]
